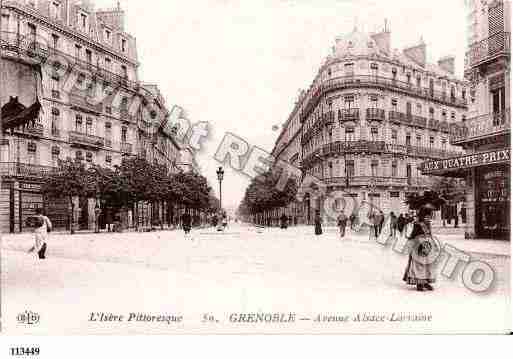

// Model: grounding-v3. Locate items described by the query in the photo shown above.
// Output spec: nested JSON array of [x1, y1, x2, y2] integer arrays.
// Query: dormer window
[[80, 13, 87, 30], [105, 29, 111, 42], [51, 1, 60, 20], [121, 39, 127, 53]]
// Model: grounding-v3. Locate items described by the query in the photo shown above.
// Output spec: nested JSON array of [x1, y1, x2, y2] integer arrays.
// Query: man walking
[[337, 211, 348, 239]]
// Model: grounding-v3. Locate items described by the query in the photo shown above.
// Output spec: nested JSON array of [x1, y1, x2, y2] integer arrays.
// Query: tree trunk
[[70, 196, 75, 235]]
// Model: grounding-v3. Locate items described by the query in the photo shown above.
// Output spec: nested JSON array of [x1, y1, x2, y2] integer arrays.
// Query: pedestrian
[[397, 213, 406, 236], [181, 211, 192, 239], [222, 213, 228, 229], [105, 208, 113, 233], [337, 211, 348, 239], [389, 212, 398, 239], [94, 204, 101, 233], [28, 208, 53, 260], [280, 213, 288, 229], [314, 210, 323, 236], [403, 198, 441, 292], [349, 213, 356, 231], [378, 211, 385, 235]]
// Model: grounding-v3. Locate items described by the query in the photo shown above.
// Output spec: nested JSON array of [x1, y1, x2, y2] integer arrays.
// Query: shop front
[[420, 148, 511, 240]]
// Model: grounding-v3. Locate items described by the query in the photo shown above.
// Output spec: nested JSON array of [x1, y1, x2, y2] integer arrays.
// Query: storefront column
[[465, 168, 477, 239]]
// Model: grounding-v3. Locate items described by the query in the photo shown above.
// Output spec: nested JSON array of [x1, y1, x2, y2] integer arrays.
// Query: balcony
[[323, 176, 408, 188], [0, 162, 55, 179], [121, 142, 133, 154], [450, 109, 511, 145], [366, 108, 386, 122], [300, 74, 468, 122], [14, 123, 44, 138], [339, 108, 360, 122], [406, 145, 462, 159], [407, 177, 434, 188], [69, 131, 105, 149], [465, 32, 510, 69], [51, 128, 61, 138]]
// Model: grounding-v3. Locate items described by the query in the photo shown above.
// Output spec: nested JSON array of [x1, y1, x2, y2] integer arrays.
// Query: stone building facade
[[0, 0, 183, 232], [422, 0, 510, 239], [272, 27, 469, 224]]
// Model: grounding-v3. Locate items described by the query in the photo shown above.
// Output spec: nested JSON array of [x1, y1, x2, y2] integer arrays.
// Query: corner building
[[421, 0, 510, 239], [273, 27, 469, 224]]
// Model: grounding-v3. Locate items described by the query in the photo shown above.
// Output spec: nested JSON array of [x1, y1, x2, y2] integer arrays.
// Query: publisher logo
[[16, 311, 40, 326]]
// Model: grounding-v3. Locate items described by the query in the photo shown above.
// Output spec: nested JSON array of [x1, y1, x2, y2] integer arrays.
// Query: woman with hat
[[403, 192, 443, 292]]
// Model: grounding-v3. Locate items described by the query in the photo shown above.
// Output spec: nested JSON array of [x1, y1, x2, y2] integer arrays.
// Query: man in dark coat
[[280, 214, 288, 229], [181, 211, 192, 239]]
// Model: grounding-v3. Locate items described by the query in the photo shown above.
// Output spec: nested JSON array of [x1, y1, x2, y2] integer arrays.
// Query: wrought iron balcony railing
[[0, 31, 139, 91], [465, 32, 510, 69], [14, 123, 44, 137], [301, 74, 467, 122], [0, 162, 56, 179], [301, 141, 463, 169], [69, 131, 105, 149], [339, 108, 360, 122], [450, 109, 511, 145], [121, 142, 133, 154], [366, 108, 386, 121]]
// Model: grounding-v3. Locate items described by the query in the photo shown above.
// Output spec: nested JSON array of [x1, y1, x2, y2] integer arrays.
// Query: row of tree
[[238, 171, 297, 218], [41, 157, 219, 233]]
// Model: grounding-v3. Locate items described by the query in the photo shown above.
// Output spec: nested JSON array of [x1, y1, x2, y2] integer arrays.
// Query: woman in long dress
[[403, 206, 438, 291]]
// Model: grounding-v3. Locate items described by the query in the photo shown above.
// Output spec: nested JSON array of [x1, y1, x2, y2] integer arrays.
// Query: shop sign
[[420, 149, 510, 173], [20, 183, 42, 192]]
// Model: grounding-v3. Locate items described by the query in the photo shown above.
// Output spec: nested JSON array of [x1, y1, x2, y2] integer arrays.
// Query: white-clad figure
[[29, 208, 53, 260]]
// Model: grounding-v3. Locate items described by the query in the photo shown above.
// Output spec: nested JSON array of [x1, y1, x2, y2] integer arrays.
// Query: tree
[[41, 158, 96, 234]]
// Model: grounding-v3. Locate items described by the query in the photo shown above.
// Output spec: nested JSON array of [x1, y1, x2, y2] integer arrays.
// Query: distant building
[[421, 0, 510, 239], [271, 26, 468, 224]]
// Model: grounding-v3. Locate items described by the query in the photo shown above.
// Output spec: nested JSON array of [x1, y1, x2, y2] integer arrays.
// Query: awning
[[1, 96, 42, 131], [420, 148, 511, 176]]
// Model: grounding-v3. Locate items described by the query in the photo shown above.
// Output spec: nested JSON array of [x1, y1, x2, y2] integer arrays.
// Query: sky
[[93, 0, 468, 210]]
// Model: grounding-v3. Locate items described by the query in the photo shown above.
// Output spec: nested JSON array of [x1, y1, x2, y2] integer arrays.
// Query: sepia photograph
[[0, 0, 511, 340]]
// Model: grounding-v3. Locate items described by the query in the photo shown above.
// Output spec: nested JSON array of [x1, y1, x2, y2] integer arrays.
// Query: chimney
[[438, 56, 455, 74], [403, 38, 427, 67]]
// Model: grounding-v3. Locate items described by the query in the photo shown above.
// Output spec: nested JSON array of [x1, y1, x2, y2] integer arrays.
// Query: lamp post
[[216, 166, 224, 211]]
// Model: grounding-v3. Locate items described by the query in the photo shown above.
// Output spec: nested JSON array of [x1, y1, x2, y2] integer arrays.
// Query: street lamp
[[216, 166, 224, 211]]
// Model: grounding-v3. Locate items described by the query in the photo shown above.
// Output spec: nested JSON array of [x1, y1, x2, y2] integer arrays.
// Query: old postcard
[[0, 0, 511, 338]]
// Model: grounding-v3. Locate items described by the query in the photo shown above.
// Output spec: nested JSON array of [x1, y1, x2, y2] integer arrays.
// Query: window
[[76, 151, 83, 161], [86, 49, 92, 64], [105, 57, 111, 71], [51, 76, 60, 98], [416, 134, 422, 146], [75, 114, 83, 132], [51, 108, 60, 136], [451, 86, 456, 99], [406, 102, 412, 117], [106, 155, 112, 164], [85, 117, 93, 135], [462, 115, 466, 123], [27, 142, 37, 165], [406, 73, 411, 84], [391, 129, 398, 144], [80, 13, 87, 30], [77, 73, 85, 86], [121, 126, 127, 142], [407, 164, 412, 178], [369, 95, 378, 108], [429, 107, 435, 119], [370, 63, 378, 77], [28, 23, 36, 40], [406, 133, 411, 146], [86, 152, 93, 163], [462, 89, 467, 100], [121, 39, 127, 52], [441, 139, 447, 149], [344, 63, 354, 77], [51, 34, 59, 49], [370, 127, 378, 141], [390, 191, 400, 198], [371, 161, 379, 177], [416, 76, 421, 88], [75, 44, 82, 59], [451, 112, 456, 121], [1, 14, 9, 33], [442, 110, 447, 121], [429, 136, 435, 148], [416, 103, 422, 115], [51, 1, 60, 19], [105, 29, 111, 41], [345, 127, 355, 141], [392, 68, 397, 81], [391, 99, 398, 111], [328, 162, 333, 178], [392, 161, 398, 177], [344, 95, 355, 108], [52, 146, 60, 167], [346, 160, 355, 177], [121, 65, 128, 79], [491, 87, 506, 114], [106, 106, 112, 114]]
